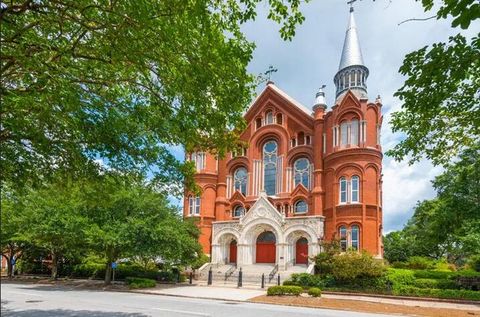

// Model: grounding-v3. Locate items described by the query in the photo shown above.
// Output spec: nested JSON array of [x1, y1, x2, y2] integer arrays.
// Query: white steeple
[[334, 6, 369, 100]]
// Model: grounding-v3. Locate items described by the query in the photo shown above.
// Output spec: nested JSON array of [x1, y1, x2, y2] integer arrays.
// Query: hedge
[[413, 278, 458, 290], [267, 286, 303, 296], [125, 277, 156, 289], [393, 286, 480, 301], [283, 273, 324, 289], [70, 263, 179, 282], [308, 287, 322, 297]]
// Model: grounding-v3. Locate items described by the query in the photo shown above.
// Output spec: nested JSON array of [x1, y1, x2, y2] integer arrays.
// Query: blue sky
[[170, 0, 476, 233]]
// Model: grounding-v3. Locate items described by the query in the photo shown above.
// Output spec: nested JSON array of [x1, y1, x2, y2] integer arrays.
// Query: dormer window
[[256, 118, 262, 129], [298, 132, 305, 145], [265, 111, 274, 124], [276, 113, 283, 125]]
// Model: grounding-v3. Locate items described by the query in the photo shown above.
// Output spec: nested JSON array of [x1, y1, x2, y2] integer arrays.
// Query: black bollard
[[208, 267, 213, 285], [261, 273, 265, 289], [177, 272, 181, 284], [277, 273, 280, 286], [189, 272, 193, 284], [238, 267, 243, 287]]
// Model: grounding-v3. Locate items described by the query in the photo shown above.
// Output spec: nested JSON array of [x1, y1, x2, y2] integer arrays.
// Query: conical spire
[[338, 7, 365, 70], [334, 7, 369, 100]]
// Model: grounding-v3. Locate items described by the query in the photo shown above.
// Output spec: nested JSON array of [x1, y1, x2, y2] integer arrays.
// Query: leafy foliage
[[384, 145, 480, 263], [267, 285, 303, 296], [307, 287, 321, 297], [330, 251, 386, 282], [125, 277, 156, 289], [0, 0, 309, 190], [388, 1, 480, 166]]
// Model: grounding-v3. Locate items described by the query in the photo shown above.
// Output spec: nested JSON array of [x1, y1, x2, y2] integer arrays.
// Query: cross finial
[[347, 0, 357, 12], [264, 65, 278, 82]]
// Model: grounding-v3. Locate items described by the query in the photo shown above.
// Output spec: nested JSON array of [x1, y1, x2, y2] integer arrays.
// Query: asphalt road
[[1, 282, 396, 317]]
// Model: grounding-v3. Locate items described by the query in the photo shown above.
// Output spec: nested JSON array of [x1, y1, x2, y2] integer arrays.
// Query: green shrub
[[466, 256, 480, 272], [393, 285, 480, 301], [386, 268, 415, 286], [406, 256, 435, 270], [285, 273, 324, 288], [267, 285, 303, 296], [308, 287, 322, 297], [454, 270, 480, 278], [413, 278, 458, 290], [125, 277, 156, 289], [434, 258, 456, 272], [413, 270, 454, 280], [331, 251, 386, 281], [391, 261, 408, 269]]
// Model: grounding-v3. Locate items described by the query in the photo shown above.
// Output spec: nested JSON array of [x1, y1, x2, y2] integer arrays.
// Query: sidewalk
[[134, 284, 480, 311], [133, 284, 266, 301]]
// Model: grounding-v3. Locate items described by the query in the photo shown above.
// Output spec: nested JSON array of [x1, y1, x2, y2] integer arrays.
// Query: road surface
[[1, 282, 396, 317]]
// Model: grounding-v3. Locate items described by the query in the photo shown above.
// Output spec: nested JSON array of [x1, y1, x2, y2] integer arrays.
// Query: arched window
[[263, 140, 278, 196], [233, 205, 245, 218], [257, 231, 276, 243], [298, 132, 305, 145], [291, 138, 296, 148], [340, 122, 348, 146], [351, 225, 359, 251], [256, 118, 262, 129], [294, 158, 310, 188], [276, 113, 283, 125], [351, 119, 359, 146], [234, 167, 247, 196], [339, 226, 347, 251], [188, 195, 200, 215], [294, 200, 308, 214], [351, 175, 359, 203], [265, 111, 274, 124], [339, 177, 347, 204]]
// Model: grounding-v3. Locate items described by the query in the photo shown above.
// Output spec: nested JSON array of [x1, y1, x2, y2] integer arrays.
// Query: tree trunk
[[104, 261, 112, 286], [7, 258, 13, 279], [51, 253, 58, 280]]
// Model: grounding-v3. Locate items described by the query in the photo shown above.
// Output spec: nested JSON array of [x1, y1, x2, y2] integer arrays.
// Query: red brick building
[[184, 8, 383, 270]]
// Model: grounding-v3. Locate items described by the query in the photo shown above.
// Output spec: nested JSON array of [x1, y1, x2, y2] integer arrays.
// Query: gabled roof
[[245, 82, 313, 120]]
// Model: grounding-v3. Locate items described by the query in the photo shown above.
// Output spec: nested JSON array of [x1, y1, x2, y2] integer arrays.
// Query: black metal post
[[177, 272, 181, 284], [261, 273, 265, 288], [189, 272, 193, 284], [208, 267, 212, 285], [277, 273, 280, 286], [238, 267, 242, 287]]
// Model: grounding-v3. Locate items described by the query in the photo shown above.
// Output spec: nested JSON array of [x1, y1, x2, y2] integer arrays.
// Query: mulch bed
[[251, 295, 480, 317]]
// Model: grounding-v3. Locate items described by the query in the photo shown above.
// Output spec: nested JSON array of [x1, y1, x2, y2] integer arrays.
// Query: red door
[[256, 231, 276, 263], [229, 241, 237, 263], [296, 237, 308, 264]]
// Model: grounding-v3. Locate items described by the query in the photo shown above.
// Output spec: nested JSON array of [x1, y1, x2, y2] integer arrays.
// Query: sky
[[171, 0, 475, 233]]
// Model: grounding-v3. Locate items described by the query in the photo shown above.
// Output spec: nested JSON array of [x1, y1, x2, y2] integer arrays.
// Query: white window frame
[[339, 177, 347, 204], [351, 176, 360, 203]]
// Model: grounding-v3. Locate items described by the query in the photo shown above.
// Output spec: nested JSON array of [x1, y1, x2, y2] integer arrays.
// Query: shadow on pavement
[[1, 307, 148, 317]]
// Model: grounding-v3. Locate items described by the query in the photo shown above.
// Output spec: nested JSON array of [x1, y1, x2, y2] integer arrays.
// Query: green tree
[[383, 231, 413, 263], [1, 0, 309, 190], [386, 144, 480, 263], [19, 180, 88, 279], [0, 185, 31, 278], [82, 173, 202, 285], [388, 0, 480, 165]]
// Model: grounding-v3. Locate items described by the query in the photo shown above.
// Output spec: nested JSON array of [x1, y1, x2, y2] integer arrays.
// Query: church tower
[[184, 5, 384, 269], [322, 5, 383, 256]]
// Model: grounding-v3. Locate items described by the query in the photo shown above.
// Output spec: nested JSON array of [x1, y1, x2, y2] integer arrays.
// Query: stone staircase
[[196, 263, 309, 288]]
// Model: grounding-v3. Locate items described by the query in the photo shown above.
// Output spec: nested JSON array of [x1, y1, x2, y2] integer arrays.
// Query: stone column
[[277, 243, 288, 271]]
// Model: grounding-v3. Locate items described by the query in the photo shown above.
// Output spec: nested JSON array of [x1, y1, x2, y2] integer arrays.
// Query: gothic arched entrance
[[256, 231, 276, 263], [295, 237, 308, 264], [229, 240, 237, 264]]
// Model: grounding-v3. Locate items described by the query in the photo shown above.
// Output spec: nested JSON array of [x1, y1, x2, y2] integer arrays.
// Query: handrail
[[268, 264, 278, 282], [224, 264, 237, 281]]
